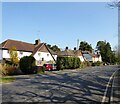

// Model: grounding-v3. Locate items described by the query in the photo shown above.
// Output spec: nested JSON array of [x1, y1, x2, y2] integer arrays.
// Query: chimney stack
[[65, 47, 68, 50], [35, 39, 41, 45], [74, 47, 76, 50]]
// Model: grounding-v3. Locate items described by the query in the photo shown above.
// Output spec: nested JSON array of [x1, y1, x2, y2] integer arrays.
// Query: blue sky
[[2, 2, 118, 50]]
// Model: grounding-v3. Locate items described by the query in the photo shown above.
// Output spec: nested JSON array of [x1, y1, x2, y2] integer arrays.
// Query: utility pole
[[109, 1, 120, 60], [118, 1, 120, 59], [77, 39, 79, 50]]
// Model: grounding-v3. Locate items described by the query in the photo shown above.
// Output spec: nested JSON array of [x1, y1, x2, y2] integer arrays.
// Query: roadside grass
[[0, 76, 16, 84]]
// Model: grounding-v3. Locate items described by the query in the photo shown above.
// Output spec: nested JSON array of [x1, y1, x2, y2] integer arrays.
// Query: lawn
[[0, 76, 16, 83]]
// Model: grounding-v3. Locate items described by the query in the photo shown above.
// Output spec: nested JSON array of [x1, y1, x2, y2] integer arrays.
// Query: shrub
[[9, 47, 19, 66], [0, 64, 17, 76], [92, 61, 101, 66], [37, 66, 45, 74], [57, 56, 80, 70], [19, 56, 37, 74], [0, 64, 6, 76]]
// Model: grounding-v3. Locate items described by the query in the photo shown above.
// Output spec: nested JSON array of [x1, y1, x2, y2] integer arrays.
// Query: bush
[[0, 64, 6, 76], [19, 56, 37, 74], [92, 61, 101, 66], [57, 56, 80, 70], [37, 66, 45, 74], [0, 64, 17, 76]]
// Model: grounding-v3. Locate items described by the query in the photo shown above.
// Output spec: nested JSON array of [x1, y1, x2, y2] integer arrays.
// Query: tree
[[47, 44, 61, 52], [96, 41, 116, 64], [79, 41, 93, 52], [9, 47, 19, 65], [51, 45, 61, 52]]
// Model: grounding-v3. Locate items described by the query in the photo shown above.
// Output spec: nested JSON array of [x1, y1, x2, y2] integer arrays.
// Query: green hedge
[[57, 56, 80, 70], [19, 56, 37, 74], [92, 61, 101, 66]]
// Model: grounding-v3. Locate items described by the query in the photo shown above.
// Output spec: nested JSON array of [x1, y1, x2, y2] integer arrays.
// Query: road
[[1, 65, 120, 104]]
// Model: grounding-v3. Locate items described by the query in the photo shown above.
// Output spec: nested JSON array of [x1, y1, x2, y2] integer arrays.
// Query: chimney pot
[[66, 47, 68, 50], [35, 39, 41, 45], [74, 47, 76, 50]]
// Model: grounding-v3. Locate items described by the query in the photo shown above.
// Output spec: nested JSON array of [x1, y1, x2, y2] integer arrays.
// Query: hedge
[[57, 56, 80, 70]]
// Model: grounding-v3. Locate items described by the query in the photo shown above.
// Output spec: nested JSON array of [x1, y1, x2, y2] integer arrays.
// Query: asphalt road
[[1, 65, 120, 104]]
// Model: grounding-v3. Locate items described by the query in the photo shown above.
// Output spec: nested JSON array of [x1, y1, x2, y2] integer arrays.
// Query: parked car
[[43, 63, 57, 71]]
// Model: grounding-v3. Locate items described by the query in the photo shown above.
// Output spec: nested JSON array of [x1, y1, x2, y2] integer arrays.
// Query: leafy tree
[[79, 41, 93, 52], [96, 41, 117, 64], [47, 44, 61, 52], [51, 45, 61, 52], [9, 47, 19, 65]]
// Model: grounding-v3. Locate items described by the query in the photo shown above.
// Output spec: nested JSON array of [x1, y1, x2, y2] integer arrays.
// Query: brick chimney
[[35, 39, 41, 45], [74, 47, 77, 50], [65, 47, 68, 50]]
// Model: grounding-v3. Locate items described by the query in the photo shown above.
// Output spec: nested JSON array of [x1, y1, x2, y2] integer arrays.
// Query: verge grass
[[0, 76, 15, 83]]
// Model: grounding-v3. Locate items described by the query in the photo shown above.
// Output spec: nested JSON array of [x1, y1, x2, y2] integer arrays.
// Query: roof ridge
[[3, 39, 9, 48]]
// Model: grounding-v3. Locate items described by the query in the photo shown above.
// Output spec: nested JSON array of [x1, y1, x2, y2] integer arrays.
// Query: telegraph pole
[[118, 1, 120, 60], [77, 39, 79, 50]]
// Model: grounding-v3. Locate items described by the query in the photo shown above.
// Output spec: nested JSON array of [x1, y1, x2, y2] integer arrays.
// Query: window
[[42, 58, 44, 61], [38, 53, 41, 56], [7, 50, 9, 53], [47, 54, 49, 57], [20, 51, 23, 55]]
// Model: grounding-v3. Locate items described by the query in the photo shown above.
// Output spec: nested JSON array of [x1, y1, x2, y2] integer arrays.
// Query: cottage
[[74, 50, 85, 62], [58, 47, 85, 62], [0, 39, 56, 66], [82, 51, 102, 63]]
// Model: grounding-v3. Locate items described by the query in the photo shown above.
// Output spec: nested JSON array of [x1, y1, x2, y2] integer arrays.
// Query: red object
[[44, 63, 53, 71]]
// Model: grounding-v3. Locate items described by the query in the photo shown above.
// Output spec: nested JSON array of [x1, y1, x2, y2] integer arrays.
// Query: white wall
[[2, 49, 32, 59], [78, 56, 84, 62], [34, 51, 54, 62], [52, 55, 57, 61], [2, 50, 10, 59], [18, 51, 32, 59], [92, 56, 102, 62], [0, 49, 3, 60]]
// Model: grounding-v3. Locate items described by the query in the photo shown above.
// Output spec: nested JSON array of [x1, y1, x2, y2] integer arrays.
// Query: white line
[[110, 76, 115, 102], [101, 70, 118, 103]]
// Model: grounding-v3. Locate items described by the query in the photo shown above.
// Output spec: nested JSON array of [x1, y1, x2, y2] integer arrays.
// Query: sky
[[1, 2, 118, 50]]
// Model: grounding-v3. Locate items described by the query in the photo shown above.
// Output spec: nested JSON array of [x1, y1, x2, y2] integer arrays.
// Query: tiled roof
[[82, 51, 95, 57], [74, 50, 83, 56], [1, 39, 35, 52], [58, 49, 75, 56], [32, 43, 44, 55]]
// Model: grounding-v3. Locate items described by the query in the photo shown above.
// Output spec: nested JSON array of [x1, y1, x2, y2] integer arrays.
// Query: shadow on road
[[2, 71, 111, 104]]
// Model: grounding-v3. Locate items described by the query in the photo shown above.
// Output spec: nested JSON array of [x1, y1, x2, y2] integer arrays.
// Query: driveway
[[2, 66, 120, 103]]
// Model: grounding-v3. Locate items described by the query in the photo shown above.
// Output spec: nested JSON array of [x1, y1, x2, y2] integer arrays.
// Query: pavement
[[1, 65, 120, 104]]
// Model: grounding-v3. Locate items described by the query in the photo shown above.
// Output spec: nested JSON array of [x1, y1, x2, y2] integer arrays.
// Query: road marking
[[101, 70, 118, 104]]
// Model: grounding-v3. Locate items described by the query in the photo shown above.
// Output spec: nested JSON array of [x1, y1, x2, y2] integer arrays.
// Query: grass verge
[[0, 76, 16, 84]]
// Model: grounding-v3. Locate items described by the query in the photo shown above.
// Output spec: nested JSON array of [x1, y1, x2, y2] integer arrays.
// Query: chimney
[[74, 47, 76, 50], [65, 47, 68, 50], [35, 39, 41, 45]]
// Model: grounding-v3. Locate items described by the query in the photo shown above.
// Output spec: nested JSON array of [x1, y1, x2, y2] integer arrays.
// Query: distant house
[[0, 39, 56, 66], [74, 50, 85, 62], [82, 51, 102, 63], [58, 47, 85, 62], [58, 47, 75, 57]]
